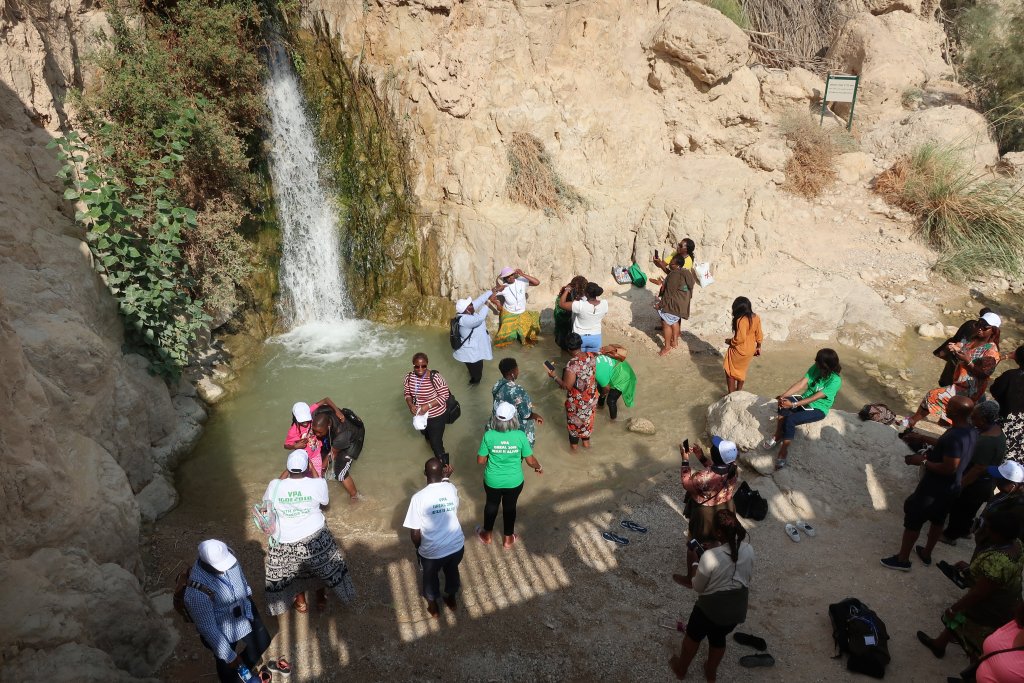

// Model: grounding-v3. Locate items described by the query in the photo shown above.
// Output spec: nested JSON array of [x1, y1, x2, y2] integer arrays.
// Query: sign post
[[819, 74, 860, 132]]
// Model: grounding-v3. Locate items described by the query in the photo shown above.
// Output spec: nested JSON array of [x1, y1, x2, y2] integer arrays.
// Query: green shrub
[[950, 2, 1024, 152], [701, 0, 751, 29], [875, 144, 1024, 279]]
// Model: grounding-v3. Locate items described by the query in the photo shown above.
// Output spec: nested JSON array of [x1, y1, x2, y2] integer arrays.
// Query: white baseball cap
[[292, 402, 312, 423], [455, 298, 473, 314], [988, 461, 1024, 483], [197, 539, 237, 572], [712, 436, 738, 464], [981, 312, 1002, 328], [287, 449, 309, 473], [495, 402, 517, 421]]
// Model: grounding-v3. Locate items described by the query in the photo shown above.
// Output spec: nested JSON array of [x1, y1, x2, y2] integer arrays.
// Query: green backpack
[[627, 263, 647, 288]]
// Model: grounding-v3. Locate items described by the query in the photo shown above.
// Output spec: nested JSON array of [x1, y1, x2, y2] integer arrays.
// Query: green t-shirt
[[974, 433, 1008, 469], [478, 429, 533, 488], [595, 355, 618, 387], [802, 365, 842, 414]]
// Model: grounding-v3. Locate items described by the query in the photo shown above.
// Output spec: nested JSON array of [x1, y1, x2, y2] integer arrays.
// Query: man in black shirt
[[881, 395, 977, 571]]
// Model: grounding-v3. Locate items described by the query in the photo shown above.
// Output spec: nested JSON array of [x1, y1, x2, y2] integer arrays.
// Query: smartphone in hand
[[682, 439, 689, 452], [543, 360, 556, 373], [687, 538, 704, 557], [654, 249, 660, 260]]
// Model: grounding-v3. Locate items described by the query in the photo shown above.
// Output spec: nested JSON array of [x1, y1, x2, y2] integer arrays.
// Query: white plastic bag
[[694, 262, 714, 287], [413, 413, 429, 430]]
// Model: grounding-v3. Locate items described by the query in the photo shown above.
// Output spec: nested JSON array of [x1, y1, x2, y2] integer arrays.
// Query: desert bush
[[875, 143, 1024, 279], [740, 0, 842, 73], [701, 0, 750, 29], [780, 114, 857, 198], [507, 133, 587, 216], [945, 1, 1024, 152]]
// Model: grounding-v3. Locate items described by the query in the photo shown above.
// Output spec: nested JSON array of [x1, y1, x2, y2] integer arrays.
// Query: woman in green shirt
[[595, 344, 638, 420], [476, 402, 543, 550], [762, 348, 842, 470]]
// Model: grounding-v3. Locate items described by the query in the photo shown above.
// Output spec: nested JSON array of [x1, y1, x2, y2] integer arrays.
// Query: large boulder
[[648, 1, 751, 86], [826, 12, 951, 121], [863, 105, 1000, 169]]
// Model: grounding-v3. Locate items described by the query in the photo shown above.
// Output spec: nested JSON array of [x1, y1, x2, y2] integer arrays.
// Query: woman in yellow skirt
[[723, 297, 762, 393]]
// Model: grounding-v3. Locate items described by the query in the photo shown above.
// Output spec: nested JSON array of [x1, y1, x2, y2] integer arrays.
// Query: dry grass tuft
[[741, 0, 844, 73], [506, 133, 586, 217], [875, 143, 1024, 280], [780, 113, 856, 198]]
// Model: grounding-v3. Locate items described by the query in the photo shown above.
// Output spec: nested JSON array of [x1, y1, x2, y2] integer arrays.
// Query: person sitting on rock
[[492, 266, 541, 347], [762, 348, 842, 470], [594, 344, 637, 421], [184, 539, 278, 683], [881, 396, 977, 572], [933, 307, 992, 387], [905, 312, 1001, 431]]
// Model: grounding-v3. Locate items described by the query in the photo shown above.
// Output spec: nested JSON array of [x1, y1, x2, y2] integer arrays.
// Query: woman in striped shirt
[[404, 352, 452, 465]]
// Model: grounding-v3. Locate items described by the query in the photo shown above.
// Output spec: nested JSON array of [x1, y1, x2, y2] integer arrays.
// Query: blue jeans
[[779, 407, 826, 440], [418, 547, 464, 601], [580, 334, 602, 353]]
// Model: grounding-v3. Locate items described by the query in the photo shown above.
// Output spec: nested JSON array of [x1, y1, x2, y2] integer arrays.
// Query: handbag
[[430, 370, 461, 424], [251, 480, 281, 548], [958, 645, 1024, 682]]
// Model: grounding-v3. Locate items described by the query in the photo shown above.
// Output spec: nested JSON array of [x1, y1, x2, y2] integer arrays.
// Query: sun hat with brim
[[287, 449, 309, 473], [988, 461, 1024, 483], [499, 267, 516, 279], [455, 298, 472, 314], [292, 402, 312, 423], [711, 435, 738, 464], [981, 312, 1002, 328], [495, 402, 517, 421], [198, 539, 237, 572]]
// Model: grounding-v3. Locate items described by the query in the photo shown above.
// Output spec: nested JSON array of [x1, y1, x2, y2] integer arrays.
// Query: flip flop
[[795, 521, 816, 537], [784, 524, 801, 543], [267, 658, 292, 677], [739, 653, 775, 668], [258, 667, 273, 683], [602, 531, 629, 546], [620, 520, 648, 533], [733, 632, 768, 651]]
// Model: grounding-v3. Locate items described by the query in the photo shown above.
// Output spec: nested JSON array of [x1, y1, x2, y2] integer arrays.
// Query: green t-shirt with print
[[595, 355, 619, 387], [802, 365, 842, 414], [478, 429, 533, 488]]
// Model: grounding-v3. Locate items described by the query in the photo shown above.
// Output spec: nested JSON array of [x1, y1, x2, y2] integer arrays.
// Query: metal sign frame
[[819, 74, 860, 131]]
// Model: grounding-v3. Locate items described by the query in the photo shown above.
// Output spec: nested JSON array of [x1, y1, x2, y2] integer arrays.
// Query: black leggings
[[597, 388, 623, 419], [202, 605, 271, 683], [483, 482, 525, 536], [418, 414, 449, 465], [464, 360, 484, 385]]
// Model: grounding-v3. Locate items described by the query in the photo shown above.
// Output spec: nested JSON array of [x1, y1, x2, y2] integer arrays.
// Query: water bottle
[[237, 664, 254, 682]]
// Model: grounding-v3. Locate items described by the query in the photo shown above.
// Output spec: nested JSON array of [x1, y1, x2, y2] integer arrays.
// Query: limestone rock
[[918, 322, 947, 338], [196, 376, 228, 404], [826, 12, 951, 122], [1003, 151, 1024, 176], [136, 475, 179, 523], [755, 66, 823, 113], [626, 417, 657, 435], [835, 152, 875, 184], [863, 105, 1000, 169], [740, 139, 792, 172], [649, 1, 750, 86], [706, 392, 912, 479]]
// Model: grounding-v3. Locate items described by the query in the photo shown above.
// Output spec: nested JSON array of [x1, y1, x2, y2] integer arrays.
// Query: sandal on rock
[[602, 531, 629, 546], [620, 520, 648, 533], [795, 521, 816, 537], [784, 524, 801, 543], [267, 658, 292, 677], [733, 632, 768, 651], [739, 653, 775, 668]]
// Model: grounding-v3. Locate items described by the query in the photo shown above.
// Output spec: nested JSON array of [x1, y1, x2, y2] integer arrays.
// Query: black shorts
[[903, 484, 956, 532], [685, 604, 737, 648]]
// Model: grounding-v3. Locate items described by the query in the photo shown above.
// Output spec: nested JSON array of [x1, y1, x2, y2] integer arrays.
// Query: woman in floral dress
[[492, 357, 544, 445], [906, 312, 1002, 430], [547, 333, 598, 450]]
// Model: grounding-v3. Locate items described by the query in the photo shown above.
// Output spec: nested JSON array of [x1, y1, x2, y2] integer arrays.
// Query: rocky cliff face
[[0, 0, 203, 678], [305, 0, 1002, 350]]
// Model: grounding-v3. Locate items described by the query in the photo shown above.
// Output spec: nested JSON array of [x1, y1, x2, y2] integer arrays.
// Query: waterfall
[[265, 42, 350, 326]]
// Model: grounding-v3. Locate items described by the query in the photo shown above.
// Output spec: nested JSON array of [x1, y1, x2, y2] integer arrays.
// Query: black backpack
[[829, 598, 890, 678], [449, 315, 474, 350], [733, 481, 768, 521]]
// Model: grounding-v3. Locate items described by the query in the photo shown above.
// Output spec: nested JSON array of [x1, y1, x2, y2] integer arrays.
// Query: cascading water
[[265, 42, 350, 326]]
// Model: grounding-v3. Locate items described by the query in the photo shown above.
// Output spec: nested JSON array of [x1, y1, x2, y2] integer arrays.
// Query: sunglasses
[[977, 321, 991, 330], [413, 363, 428, 368]]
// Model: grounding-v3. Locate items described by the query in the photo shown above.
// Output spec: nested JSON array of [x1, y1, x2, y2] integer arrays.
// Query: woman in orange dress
[[723, 297, 763, 393]]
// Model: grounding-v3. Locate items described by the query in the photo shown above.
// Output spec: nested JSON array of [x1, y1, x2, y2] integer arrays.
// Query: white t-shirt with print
[[571, 299, 609, 335], [403, 481, 464, 559], [263, 477, 329, 544], [500, 278, 529, 315]]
